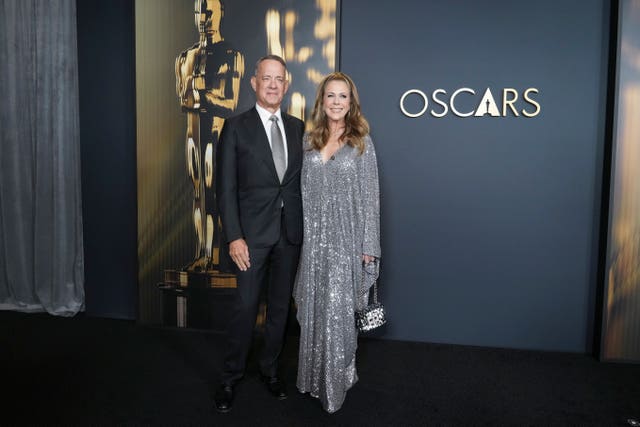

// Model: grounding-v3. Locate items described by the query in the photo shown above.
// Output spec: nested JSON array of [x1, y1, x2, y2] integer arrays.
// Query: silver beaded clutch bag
[[355, 280, 387, 333]]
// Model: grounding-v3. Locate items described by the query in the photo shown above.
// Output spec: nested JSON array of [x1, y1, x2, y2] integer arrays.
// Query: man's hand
[[229, 238, 250, 271], [362, 254, 375, 264]]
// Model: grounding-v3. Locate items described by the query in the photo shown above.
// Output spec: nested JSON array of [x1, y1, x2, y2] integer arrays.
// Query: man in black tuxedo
[[213, 55, 304, 413]]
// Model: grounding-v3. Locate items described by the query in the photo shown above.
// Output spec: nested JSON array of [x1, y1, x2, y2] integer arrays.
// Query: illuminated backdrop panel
[[601, 0, 640, 362], [135, 0, 337, 326]]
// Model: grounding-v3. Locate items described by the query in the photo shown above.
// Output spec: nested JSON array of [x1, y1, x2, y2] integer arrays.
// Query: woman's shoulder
[[362, 134, 376, 152]]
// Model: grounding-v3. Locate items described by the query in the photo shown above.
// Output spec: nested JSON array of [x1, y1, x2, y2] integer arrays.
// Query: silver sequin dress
[[293, 134, 381, 413]]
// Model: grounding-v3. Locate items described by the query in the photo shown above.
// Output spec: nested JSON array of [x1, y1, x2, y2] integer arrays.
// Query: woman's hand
[[362, 254, 375, 264]]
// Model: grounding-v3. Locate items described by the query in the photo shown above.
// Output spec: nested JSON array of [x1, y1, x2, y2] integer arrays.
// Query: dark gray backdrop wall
[[340, 0, 611, 352], [77, 0, 137, 319]]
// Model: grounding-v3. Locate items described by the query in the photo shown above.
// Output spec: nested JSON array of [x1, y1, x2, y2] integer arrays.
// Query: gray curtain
[[0, 0, 84, 316]]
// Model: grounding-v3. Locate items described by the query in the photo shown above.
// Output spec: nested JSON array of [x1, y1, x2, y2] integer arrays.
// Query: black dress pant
[[220, 214, 300, 385]]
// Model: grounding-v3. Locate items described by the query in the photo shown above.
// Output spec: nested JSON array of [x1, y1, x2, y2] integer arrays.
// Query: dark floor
[[1, 310, 639, 426]]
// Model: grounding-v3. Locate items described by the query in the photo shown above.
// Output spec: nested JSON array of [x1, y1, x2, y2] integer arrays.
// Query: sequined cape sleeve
[[361, 135, 381, 258], [358, 135, 381, 301]]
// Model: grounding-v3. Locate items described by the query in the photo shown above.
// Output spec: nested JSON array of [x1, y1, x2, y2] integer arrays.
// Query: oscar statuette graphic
[[136, 0, 338, 327], [159, 0, 245, 328]]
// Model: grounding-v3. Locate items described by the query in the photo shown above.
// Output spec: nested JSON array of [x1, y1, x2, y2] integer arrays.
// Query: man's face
[[251, 59, 289, 113], [195, 0, 222, 37]]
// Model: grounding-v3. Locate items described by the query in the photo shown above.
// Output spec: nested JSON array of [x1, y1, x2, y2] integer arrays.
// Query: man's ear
[[250, 75, 257, 92]]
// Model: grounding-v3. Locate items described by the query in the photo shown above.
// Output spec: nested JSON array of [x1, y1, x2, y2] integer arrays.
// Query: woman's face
[[322, 80, 351, 124]]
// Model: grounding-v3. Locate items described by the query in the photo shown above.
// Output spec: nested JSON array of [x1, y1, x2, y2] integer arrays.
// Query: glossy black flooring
[[1, 310, 639, 426]]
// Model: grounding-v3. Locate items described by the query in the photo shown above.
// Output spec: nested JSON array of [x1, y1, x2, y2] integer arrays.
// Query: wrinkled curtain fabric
[[0, 0, 84, 315]]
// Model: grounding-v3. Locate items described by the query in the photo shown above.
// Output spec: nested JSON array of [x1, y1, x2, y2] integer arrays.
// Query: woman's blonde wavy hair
[[307, 72, 369, 155]]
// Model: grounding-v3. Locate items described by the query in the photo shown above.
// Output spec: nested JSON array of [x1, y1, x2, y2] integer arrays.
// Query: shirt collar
[[255, 103, 282, 125]]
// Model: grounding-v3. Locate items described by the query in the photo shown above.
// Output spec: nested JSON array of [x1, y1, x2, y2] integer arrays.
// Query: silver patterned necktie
[[269, 115, 286, 182]]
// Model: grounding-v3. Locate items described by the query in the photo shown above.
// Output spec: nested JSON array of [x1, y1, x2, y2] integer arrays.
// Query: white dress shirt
[[255, 103, 289, 168]]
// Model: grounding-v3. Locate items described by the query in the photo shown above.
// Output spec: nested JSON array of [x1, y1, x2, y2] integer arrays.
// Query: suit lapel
[[282, 113, 301, 183], [245, 107, 280, 182]]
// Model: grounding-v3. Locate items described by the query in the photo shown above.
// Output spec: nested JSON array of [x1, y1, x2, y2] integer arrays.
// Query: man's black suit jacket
[[216, 107, 304, 257]]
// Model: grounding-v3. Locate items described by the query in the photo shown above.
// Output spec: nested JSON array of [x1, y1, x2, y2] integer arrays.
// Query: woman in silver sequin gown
[[293, 72, 381, 413]]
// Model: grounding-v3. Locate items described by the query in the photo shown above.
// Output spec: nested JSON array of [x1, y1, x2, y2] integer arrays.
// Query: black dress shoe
[[260, 375, 288, 400], [214, 384, 234, 413]]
